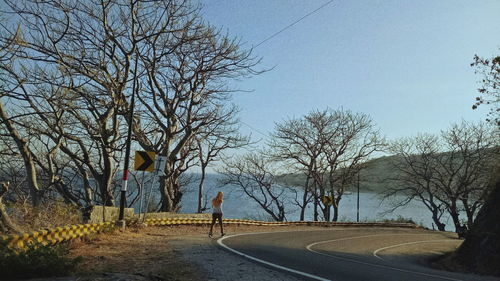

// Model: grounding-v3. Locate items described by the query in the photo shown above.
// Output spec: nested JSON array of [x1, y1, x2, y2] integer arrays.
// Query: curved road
[[218, 227, 499, 281]]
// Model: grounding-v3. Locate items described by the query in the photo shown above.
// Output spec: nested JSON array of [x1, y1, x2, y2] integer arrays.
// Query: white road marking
[[373, 239, 460, 260], [218, 231, 332, 281], [306, 233, 439, 249], [306, 234, 463, 281]]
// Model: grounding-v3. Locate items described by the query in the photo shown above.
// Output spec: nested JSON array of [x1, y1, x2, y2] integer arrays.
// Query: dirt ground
[[64, 224, 311, 281]]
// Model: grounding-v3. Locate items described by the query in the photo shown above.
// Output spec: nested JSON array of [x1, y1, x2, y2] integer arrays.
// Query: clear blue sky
[[200, 0, 500, 143]]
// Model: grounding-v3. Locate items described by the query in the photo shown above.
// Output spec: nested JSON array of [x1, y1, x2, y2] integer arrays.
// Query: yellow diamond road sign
[[134, 151, 156, 172], [322, 195, 333, 206]]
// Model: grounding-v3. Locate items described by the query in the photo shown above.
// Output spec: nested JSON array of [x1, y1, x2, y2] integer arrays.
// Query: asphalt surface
[[218, 227, 500, 281]]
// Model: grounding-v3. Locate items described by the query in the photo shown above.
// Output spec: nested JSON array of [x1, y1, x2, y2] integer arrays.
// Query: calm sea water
[[135, 174, 458, 231]]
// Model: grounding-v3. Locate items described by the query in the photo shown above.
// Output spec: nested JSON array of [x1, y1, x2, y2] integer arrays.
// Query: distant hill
[[276, 154, 403, 194], [357, 155, 402, 193], [276, 147, 499, 194]]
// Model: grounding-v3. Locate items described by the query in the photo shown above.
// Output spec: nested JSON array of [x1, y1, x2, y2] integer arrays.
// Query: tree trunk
[[100, 150, 116, 206], [320, 204, 330, 221], [299, 174, 312, 221], [427, 193, 446, 231], [97, 176, 115, 206], [197, 164, 207, 213], [451, 167, 500, 276], [0, 182, 22, 234], [448, 201, 462, 233], [461, 199, 475, 229], [431, 209, 446, 231], [299, 188, 308, 221], [278, 204, 286, 222], [159, 179, 181, 212], [331, 196, 342, 222], [313, 185, 319, 221], [332, 204, 339, 222], [159, 163, 182, 212], [0, 102, 41, 207]]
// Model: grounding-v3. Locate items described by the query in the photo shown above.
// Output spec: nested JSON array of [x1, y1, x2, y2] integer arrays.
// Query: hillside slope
[[277, 155, 401, 194]]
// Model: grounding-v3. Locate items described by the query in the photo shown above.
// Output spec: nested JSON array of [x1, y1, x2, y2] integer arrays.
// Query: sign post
[[143, 155, 166, 221], [134, 151, 156, 219]]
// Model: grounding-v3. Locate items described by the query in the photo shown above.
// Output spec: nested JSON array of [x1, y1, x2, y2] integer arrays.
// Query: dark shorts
[[212, 212, 223, 223]]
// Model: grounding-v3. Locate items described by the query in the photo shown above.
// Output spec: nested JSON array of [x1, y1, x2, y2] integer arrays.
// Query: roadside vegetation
[[0, 241, 81, 280]]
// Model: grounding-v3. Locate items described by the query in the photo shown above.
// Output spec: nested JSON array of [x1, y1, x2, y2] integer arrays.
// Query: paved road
[[218, 227, 500, 281]]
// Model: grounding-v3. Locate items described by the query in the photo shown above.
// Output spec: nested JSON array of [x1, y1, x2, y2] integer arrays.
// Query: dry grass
[[8, 201, 82, 232]]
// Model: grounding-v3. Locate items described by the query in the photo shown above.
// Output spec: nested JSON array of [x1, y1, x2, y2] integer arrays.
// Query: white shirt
[[213, 203, 223, 214]]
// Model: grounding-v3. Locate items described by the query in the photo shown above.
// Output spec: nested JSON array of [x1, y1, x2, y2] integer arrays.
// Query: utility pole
[[118, 54, 139, 223], [357, 170, 360, 223]]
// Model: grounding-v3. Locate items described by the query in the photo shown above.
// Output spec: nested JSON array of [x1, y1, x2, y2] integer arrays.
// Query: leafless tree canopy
[[220, 152, 288, 221], [194, 105, 251, 213], [0, 0, 261, 218], [230, 108, 385, 222], [384, 134, 447, 231], [129, 2, 261, 212], [385, 121, 499, 232]]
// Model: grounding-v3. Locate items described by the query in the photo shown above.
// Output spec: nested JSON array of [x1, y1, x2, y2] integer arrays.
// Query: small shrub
[[78, 232, 100, 244], [125, 216, 143, 227], [381, 216, 417, 224], [0, 242, 81, 279]]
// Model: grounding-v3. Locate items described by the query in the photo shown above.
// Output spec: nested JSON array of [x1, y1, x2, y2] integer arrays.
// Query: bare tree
[[433, 121, 498, 231], [386, 122, 498, 232], [220, 152, 289, 221], [1, 0, 262, 216], [317, 109, 384, 221], [131, 3, 262, 211], [268, 110, 328, 220], [194, 105, 250, 213], [268, 109, 384, 222], [0, 0, 149, 206], [2, 1, 239, 210], [385, 134, 447, 231]]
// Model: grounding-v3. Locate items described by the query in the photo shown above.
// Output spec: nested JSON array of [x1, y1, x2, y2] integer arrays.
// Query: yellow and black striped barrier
[[0, 222, 115, 249], [144, 218, 290, 226], [144, 217, 418, 229], [0, 217, 418, 249]]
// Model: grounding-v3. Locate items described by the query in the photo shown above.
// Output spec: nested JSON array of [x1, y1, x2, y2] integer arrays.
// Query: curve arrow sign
[[134, 151, 156, 172]]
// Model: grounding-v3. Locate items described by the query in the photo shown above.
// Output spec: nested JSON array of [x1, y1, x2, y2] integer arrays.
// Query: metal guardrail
[[1, 217, 418, 249]]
